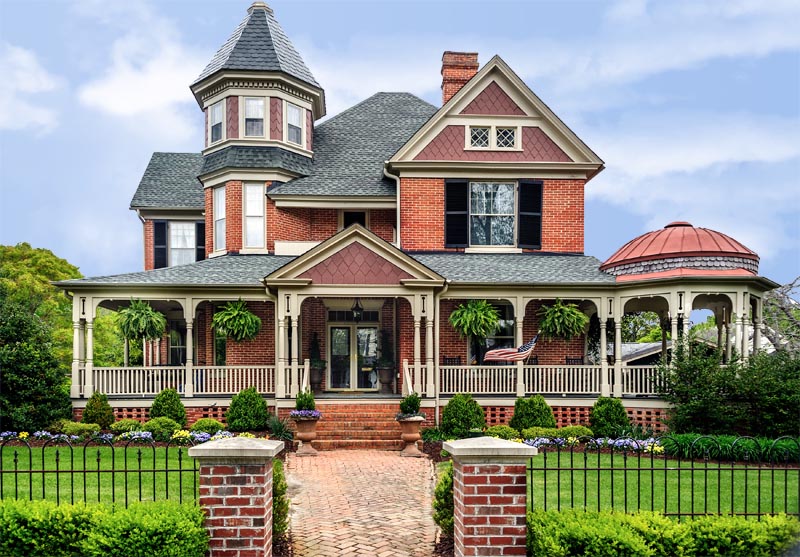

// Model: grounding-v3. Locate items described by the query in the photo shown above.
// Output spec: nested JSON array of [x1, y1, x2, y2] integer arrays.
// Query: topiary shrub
[[272, 459, 290, 538], [142, 417, 180, 442], [521, 425, 594, 440], [589, 396, 631, 437], [432, 462, 454, 538], [558, 425, 593, 438], [486, 425, 519, 440], [398, 392, 422, 418], [440, 393, 485, 439], [509, 395, 556, 432], [110, 419, 142, 435], [62, 421, 100, 438], [189, 418, 224, 435], [149, 389, 187, 427], [82, 392, 115, 429], [226, 387, 269, 432], [294, 389, 315, 411]]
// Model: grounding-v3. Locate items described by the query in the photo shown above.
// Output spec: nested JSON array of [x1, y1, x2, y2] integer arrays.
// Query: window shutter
[[153, 221, 167, 269], [445, 179, 469, 247], [518, 180, 543, 249], [195, 222, 206, 262]]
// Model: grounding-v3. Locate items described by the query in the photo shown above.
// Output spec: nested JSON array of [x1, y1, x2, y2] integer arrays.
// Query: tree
[[622, 311, 663, 343], [762, 276, 800, 355]]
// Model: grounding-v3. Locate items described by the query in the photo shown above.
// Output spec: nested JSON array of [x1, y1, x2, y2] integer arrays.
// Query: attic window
[[209, 101, 223, 144], [287, 103, 303, 145], [496, 127, 516, 148], [244, 97, 265, 137], [470, 126, 490, 148], [466, 125, 521, 150]]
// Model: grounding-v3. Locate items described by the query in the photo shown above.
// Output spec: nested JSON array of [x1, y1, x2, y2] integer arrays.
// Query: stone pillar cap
[[189, 437, 284, 459], [444, 436, 537, 458]]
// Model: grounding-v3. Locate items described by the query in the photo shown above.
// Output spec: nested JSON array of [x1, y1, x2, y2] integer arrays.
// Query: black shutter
[[445, 179, 469, 247], [195, 222, 206, 262], [518, 180, 543, 249], [153, 221, 167, 269]]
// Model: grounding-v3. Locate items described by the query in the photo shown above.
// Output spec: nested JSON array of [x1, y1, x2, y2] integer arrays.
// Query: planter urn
[[397, 415, 425, 457], [293, 417, 319, 456], [309, 366, 324, 394], [377, 365, 394, 394]]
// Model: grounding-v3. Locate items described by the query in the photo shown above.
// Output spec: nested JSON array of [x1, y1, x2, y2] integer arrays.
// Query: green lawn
[[0, 444, 197, 506], [528, 451, 799, 517]]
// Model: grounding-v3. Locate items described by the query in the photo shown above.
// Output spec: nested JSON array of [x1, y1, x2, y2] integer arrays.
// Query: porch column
[[613, 318, 622, 397], [278, 317, 290, 397], [671, 317, 679, 349], [725, 319, 732, 363], [735, 315, 744, 360], [753, 319, 762, 355], [276, 316, 286, 398], [83, 319, 94, 397], [413, 318, 422, 394], [425, 317, 435, 397], [185, 317, 194, 397], [71, 321, 82, 398], [155, 337, 161, 365], [291, 317, 300, 391], [599, 318, 609, 397], [123, 338, 129, 367], [741, 312, 750, 361], [515, 311, 526, 397]]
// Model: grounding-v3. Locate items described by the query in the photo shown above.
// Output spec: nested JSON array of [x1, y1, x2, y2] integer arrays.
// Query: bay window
[[287, 102, 303, 145], [244, 182, 265, 248], [244, 97, 265, 137], [209, 101, 223, 144], [213, 186, 226, 251]]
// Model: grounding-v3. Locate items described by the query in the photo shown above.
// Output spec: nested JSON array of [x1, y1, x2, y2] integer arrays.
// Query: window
[[153, 221, 205, 269], [244, 183, 265, 248], [287, 103, 303, 145], [213, 186, 226, 251], [470, 303, 515, 364], [244, 97, 265, 137], [496, 127, 516, 148], [470, 126, 490, 148], [169, 222, 195, 266], [214, 325, 226, 366], [467, 125, 520, 150], [209, 101, 223, 143], [168, 321, 187, 365], [445, 179, 543, 249], [342, 211, 367, 228]]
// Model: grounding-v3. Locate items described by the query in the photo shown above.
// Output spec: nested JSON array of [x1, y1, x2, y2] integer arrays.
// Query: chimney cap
[[248, 2, 273, 15]]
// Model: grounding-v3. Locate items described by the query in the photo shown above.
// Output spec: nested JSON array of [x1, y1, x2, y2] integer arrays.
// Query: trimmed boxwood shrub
[[589, 396, 631, 437], [273, 459, 289, 538], [189, 418, 224, 435], [433, 462, 454, 538], [58, 421, 100, 438], [142, 417, 181, 442], [485, 425, 519, 440], [227, 387, 269, 432], [82, 392, 114, 429], [521, 425, 593, 440], [110, 419, 142, 434], [440, 393, 485, 439], [149, 388, 187, 427], [509, 395, 556, 432]]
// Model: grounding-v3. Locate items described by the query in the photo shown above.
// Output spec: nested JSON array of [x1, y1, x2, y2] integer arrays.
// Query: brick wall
[[205, 187, 214, 253], [441, 51, 479, 105], [143, 219, 154, 270], [226, 301, 275, 365], [225, 180, 243, 252], [309, 209, 337, 241], [226, 96, 239, 139], [369, 209, 396, 243], [541, 179, 584, 253]]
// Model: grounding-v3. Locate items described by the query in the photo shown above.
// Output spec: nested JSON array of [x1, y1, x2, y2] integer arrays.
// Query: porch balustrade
[[523, 365, 601, 396], [621, 365, 662, 396], [440, 365, 518, 395], [192, 366, 276, 395]]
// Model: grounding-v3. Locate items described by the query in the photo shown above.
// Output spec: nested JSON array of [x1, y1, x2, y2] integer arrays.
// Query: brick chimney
[[441, 51, 479, 105]]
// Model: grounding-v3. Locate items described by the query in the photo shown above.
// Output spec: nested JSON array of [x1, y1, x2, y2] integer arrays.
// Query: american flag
[[483, 334, 539, 362]]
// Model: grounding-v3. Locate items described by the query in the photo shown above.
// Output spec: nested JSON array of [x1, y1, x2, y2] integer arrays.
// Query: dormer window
[[467, 125, 520, 150], [210, 101, 224, 144], [287, 103, 303, 145], [244, 97, 265, 137]]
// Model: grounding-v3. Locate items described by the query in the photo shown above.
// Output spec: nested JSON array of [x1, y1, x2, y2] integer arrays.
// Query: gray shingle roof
[[410, 253, 616, 284], [201, 146, 313, 177], [193, 4, 319, 88], [130, 153, 204, 209], [269, 93, 437, 197], [57, 255, 295, 288]]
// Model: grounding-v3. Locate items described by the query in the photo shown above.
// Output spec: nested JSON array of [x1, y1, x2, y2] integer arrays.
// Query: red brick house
[[58, 2, 776, 447]]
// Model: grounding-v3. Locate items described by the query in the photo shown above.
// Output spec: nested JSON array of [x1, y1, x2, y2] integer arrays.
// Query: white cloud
[[0, 43, 64, 133]]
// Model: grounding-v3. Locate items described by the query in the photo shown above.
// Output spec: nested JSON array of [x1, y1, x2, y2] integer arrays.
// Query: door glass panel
[[356, 327, 378, 389], [330, 327, 350, 389]]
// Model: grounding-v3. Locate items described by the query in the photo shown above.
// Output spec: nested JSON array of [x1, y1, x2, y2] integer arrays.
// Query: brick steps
[[311, 439, 407, 451]]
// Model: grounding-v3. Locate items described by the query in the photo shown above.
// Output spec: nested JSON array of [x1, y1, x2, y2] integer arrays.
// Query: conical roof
[[193, 2, 319, 89]]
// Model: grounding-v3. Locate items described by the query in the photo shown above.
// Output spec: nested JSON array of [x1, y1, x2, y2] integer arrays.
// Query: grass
[[0, 443, 197, 507], [528, 450, 799, 517]]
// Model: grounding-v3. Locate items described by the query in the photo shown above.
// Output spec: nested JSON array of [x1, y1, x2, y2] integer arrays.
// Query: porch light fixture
[[351, 298, 363, 322]]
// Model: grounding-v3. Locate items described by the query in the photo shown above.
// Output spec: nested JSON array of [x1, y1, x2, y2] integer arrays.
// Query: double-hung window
[[470, 182, 515, 246], [169, 222, 196, 266], [244, 183, 265, 248], [244, 97, 265, 137], [209, 101, 224, 144], [287, 103, 303, 145], [471, 303, 515, 364], [213, 186, 226, 251], [152, 221, 205, 269]]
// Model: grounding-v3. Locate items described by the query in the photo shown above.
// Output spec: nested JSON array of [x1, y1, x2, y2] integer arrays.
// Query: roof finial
[[248, 2, 273, 15]]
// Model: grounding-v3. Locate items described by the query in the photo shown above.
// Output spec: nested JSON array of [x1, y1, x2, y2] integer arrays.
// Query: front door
[[328, 325, 379, 390]]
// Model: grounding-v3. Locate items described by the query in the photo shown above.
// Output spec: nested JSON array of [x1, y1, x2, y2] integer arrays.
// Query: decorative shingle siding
[[306, 109, 313, 151], [270, 97, 282, 140], [414, 125, 572, 162], [604, 255, 759, 276], [226, 96, 239, 139], [298, 242, 413, 284], [460, 80, 526, 116]]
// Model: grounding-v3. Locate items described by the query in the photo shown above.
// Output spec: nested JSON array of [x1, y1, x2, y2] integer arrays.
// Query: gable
[[298, 242, 413, 284], [460, 81, 525, 116], [414, 125, 571, 162]]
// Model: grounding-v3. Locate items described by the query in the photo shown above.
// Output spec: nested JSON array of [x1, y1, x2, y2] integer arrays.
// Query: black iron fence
[[0, 437, 198, 508], [527, 435, 799, 519]]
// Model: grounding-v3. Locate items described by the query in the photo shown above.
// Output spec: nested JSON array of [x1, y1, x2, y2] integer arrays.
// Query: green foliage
[[527, 509, 800, 557], [267, 415, 293, 442], [272, 459, 290, 538], [538, 299, 589, 341], [82, 392, 115, 429], [440, 393, 485, 439], [0, 289, 72, 431], [589, 397, 631, 438], [399, 392, 422, 416], [110, 419, 142, 435], [485, 424, 519, 440], [294, 389, 316, 411], [448, 299, 500, 341], [226, 387, 269, 431], [211, 299, 261, 342], [141, 417, 181, 442], [521, 425, 593, 439], [117, 299, 166, 341], [189, 418, 224, 435], [0, 499, 208, 557], [421, 427, 446, 441], [62, 421, 100, 438], [308, 331, 325, 367], [149, 388, 187, 427], [432, 462, 454, 538], [659, 433, 800, 462], [736, 351, 800, 437], [509, 395, 556, 432], [93, 309, 143, 367]]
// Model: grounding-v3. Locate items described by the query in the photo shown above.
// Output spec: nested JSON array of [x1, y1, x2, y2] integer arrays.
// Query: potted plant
[[396, 392, 425, 457], [448, 299, 500, 364], [308, 332, 326, 394], [211, 299, 261, 342], [290, 389, 321, 456], [376, 329, 395, 394], [539, 298, 589, 340], [118, 299, 167, 365]]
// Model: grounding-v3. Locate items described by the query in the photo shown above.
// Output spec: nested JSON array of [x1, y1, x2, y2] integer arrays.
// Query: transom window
[[496, 127, 516, 148], [213, 186, 226, 251], [470, 126, 490, 148], [287, 103, 303, 145], [244, 183, 265, 248], [467, 125, 520, 150], [470, 182, 516, 246], [209, 101, 223, 143], [244, 97, 265, 137]]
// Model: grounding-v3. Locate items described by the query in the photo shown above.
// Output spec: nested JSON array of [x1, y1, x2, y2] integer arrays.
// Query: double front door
[[329, 325, 378, 390]]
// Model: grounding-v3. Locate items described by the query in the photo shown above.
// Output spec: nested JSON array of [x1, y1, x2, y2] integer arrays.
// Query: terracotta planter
[[377, 366, 394, 394], [293, 417, 319, 456], [397, 416, 425, 457]]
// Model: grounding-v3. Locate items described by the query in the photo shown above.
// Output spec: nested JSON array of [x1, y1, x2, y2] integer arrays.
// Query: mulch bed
[[433, 536, 454, 557], [273, 533, 294, 557], [422, 440, 450, 463]]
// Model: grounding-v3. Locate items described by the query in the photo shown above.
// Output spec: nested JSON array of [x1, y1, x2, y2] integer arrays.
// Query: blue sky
[[1, 0, 798, 285]]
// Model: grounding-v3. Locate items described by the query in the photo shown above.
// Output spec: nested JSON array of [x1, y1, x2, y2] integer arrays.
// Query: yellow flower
[[18, 432, 29, 440], [238, 432, 256, 438]]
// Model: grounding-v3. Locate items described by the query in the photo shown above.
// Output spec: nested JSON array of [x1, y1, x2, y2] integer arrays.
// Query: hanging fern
[[539, 298, 589, 340], [118, 299, 167, 341], [212, 299, 261, 342], [449, 300, 500, 341]]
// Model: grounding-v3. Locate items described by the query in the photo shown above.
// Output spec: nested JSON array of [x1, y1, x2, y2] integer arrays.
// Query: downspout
[[434, 279, 451, 426], [383, 163, 401, 248]]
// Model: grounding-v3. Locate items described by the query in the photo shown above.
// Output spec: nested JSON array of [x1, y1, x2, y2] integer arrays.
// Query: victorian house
[[57, 2, 776, 448]]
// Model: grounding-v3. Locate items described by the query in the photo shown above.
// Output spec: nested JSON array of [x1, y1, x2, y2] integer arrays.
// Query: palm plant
[[212, 299, 261, 342]]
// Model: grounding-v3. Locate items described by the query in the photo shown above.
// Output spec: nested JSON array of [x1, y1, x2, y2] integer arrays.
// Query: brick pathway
[[285, 450, 437, 556]]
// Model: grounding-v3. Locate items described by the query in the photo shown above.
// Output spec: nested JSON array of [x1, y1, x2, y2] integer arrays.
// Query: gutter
[[383, 163, 401, 248]]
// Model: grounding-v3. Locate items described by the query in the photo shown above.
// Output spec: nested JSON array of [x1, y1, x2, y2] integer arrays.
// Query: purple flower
[[121, 431, 154, 443], [290, 410, 321, 420], [33, 431, 53, 440], [190, 431, 212, 443]]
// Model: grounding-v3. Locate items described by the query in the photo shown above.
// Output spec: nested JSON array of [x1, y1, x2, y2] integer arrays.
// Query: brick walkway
[[285, 450, 437, 556]]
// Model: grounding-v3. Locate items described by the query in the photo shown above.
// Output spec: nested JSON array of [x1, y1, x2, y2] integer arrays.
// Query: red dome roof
[[601, 222, 758, 271]]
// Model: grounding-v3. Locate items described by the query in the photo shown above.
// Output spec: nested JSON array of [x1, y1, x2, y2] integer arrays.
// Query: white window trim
[[167, 221, 197, 267], [241, 96, 267, 139], [464, 125, 522, 151], [208, 100, 226, 145], [241, 182, 268, 253], [337, 209, 370, 231], [284, 101, 305, 147], [213, 185, 226, 253], [467, 180, 519, 249]]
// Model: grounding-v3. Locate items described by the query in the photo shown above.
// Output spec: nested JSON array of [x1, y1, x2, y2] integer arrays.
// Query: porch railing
[[91, 366, 184, 396], [440, 365, 517, 395], [622, 365, 662, 396], [524, 365, 601, 396], [192, 366, 275, 395]]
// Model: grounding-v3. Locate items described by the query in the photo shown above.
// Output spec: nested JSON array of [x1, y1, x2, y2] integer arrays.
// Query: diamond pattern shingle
[[298, 242, 413, 284], [130, 152, 204, 209], [414, 125, 571, 162], [460, 81, 526, 115]]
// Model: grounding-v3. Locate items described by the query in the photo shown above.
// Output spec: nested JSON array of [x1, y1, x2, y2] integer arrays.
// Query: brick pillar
[[189, 438, 284, 557], [443, 437, 538, 557]]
